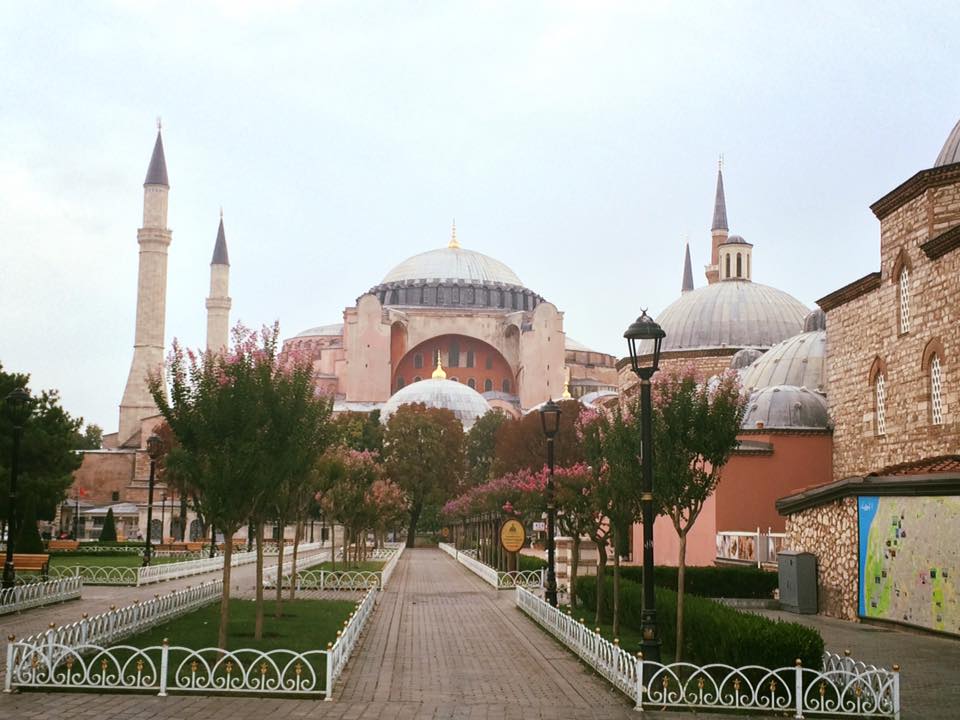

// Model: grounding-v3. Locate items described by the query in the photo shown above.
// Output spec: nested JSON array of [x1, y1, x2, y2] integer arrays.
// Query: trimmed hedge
[[519, 555, 547, 572], [618, 565, 778, 599], [576, 575, 823, 670]]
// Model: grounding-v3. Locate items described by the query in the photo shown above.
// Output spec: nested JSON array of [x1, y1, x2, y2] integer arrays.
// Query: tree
[[465, 410, 506, 486], [331, 410, 383, 453], [552, 463, 594, 609], [383, 404, 464, 548], [1, 364, 84, 533], [76, 424, 103, 450], [99, 507, 117, 542], [652, 367, 747, 660], [15, 498, 44, 554], [492, 399, 583, 476]]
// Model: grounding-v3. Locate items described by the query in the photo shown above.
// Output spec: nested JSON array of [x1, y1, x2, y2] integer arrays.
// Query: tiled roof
[[867, 455, 960, 477]]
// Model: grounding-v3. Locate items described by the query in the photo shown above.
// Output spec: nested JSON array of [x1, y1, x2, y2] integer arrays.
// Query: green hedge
[[519, 555, 547, 572], [617, 565, 778, 599], [575, 575, 823, 670]]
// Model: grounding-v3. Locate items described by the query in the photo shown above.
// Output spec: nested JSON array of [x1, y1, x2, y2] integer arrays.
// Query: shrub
[[519, 554, 547, 572], [618, 564, 778, 599], [99, 508, 118, 542], [575, 575, 823, 670]]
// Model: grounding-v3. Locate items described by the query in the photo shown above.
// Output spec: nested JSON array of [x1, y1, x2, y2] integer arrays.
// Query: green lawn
[[50, 553, 182, 568], [312, 560, 385, 572]]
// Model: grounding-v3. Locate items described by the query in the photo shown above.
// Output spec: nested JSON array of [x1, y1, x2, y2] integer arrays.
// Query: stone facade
[[784, 497, 858, 620], [205, 262, 230, 352], [821, 166, 960, 480]]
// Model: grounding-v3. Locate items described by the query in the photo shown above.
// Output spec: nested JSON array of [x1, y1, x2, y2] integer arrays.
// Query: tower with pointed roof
[[118, 127, 172, 445], [681, 242, 694, 293], [706, 159, 729, 284], [206, 212, 231, 352]]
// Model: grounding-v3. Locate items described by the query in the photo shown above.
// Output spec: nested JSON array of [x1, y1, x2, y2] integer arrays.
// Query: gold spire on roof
[[562, 367, 572, 399], [448, 219, 460, 249], [432, 349, 447, 379]]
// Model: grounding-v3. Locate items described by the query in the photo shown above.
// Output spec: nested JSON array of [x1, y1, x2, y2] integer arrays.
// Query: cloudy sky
[[1, 1, 957, 431]]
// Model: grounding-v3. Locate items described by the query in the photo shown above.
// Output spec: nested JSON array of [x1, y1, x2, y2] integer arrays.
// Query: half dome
[[381, 246, 523, 287], [935, 116, 960, 167], [380, 378, 490, 431], [642, 281, 808, 354], [741, 326, 827, 394]]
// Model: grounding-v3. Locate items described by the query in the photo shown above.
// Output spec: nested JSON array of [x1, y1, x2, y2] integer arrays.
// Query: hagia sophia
[[68, 113, 960, 636]]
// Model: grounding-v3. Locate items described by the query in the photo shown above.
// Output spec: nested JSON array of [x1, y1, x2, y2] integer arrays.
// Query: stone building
[[777, 116, 960, 633]]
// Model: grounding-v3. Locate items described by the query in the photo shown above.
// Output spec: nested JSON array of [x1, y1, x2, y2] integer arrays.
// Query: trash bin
[[778, 550, 818, 614]]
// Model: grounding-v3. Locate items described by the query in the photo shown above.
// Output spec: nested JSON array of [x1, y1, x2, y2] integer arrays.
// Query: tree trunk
[[209, 523, 216, 558], [405, 502, 422, 549], [254, 522, 264, 640], [676, 531, 687, 662], [570, 535, 581, 608], [178, 496, 187, 542], [274, 519, 285, 617], [613, 526, 621, 638], [217, 534, 235, 650], [288, 520, 301, 602], [595, 536, 607, 627]]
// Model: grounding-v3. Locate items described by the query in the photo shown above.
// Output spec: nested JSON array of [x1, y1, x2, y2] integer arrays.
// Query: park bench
[[13, 553, 50, 578], [154, 542, 205, 553], [48, 539, 79, 551]]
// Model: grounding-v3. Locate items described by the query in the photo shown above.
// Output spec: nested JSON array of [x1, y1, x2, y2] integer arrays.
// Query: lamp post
[[3, 386, 31, 589], [624, 309, 666, 663], [142, 433, 164, 567], [539, 398, 561, 607], [74, 490, 81, 540], [160, 491, 167, 545]]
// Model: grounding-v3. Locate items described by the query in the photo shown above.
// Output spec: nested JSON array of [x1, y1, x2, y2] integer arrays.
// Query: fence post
[[794, 659, 803, 719], [158, 639, 168, 696], [5, 638, 14, 693], [635, 652, 644, 711], [892, 664, 900, 720], [324, 649, 333, 701]]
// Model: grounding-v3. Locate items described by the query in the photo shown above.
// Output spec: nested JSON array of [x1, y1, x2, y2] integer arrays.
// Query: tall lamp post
[[160, 491, 167, 545], [142, 433, 164, 567], [539, 398, 561, 607], [3, 386, 31, 589], [624, 309, 666, 663]]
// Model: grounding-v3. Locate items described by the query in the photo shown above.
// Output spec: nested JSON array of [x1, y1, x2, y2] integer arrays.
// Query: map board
[[859, 495, 960, 635]]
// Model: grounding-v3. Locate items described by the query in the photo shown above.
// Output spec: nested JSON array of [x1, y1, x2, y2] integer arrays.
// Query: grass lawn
[[50, 553, 181, 568], [111, 598, 358, 695], [312, 560, 385, 572]]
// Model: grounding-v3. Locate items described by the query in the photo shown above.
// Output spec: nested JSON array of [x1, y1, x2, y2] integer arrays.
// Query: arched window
[[485, 355, 493, 370], [396, 376, 405, 390], [466, 350, 475, 368], [413, 376, 422, 383], [449, 340, 460, 367], [898, 267, 910, 334], [736, 253, 742, 278], [484, 379, 493, 392], [450, 377, 458, 383], [502, 378, 512, 394], [746, 254, 750, 278], [414, 353, 423, 369], [725, 254, 731, 278], [930, 354, 944, 425], [467, 378, 476, 389], [875, 373, 887, 436]]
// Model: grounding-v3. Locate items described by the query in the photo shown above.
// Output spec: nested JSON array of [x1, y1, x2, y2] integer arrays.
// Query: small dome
[[641, 281, 808, 354], [935, 117, 960, 167], [381, 246, 523, 287], [741, 327, 827, 393], [722, 234, 751, 246], [742, 385, 830, 430], [380, 378, 490, 431], [730, 348, 764, 370], [803, 308, 826, 332], [295, 323, 344, 338]]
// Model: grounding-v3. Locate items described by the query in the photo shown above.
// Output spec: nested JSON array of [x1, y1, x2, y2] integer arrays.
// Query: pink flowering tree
[[368, 478, 408, 548], [318, 447, 382, 566], [552, 463, 595, 608]]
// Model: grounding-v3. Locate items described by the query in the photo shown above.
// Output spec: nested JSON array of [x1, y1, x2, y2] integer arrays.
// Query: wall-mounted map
[[859, 495, 959, 635]]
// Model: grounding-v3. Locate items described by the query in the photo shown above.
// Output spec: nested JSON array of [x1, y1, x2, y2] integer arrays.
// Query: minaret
[[205, 211, 231, 352], [705, 157, 729, 285], [681, 241, 694, 293], [118, 126, 172, 445]]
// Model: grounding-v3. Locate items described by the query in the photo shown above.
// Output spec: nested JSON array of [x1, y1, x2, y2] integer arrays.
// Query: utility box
[[778, 551, 818, 614]]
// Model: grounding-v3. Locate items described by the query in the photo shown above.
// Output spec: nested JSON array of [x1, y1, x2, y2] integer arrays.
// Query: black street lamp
[[160, 491, 167, 545], [142, 433, 164, 566], [624, 309, 666, 664], [3, 386, 31, 589], [539, 398, 561, 607]]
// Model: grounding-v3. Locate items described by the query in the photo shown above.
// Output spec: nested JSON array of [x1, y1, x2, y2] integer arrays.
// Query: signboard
[[500, 519, 526, 553], [441, 527, 450, 538], [532, 521, 546, 532], [858, 495, 960, 635]]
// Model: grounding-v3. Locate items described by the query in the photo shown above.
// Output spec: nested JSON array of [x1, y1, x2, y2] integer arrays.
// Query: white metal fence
[[274, 544, 405, 591], [438, 543, 543, 590], [0, 577, 83, 616], [5, 579, 377, 699], [515, 587, 900, 718]]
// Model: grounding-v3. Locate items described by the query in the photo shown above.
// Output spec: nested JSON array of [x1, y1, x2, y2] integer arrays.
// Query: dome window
[[484, 379, 493, 392], [502, 378, 512, 394], [467, 378, 476, 390], [736, 253, 742, 278], [396, 376, 405, 390]]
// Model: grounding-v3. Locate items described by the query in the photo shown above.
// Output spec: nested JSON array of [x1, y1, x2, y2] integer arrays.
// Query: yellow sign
[[441, 527, 450, 538], [500, 519, 526, 553]]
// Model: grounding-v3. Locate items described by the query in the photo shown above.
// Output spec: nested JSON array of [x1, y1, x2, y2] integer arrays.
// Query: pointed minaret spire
[[711, 157, 728, 231], [682, 241, 694, 293], [448, 218, 461, 249], [206, 212, 232, 352], [144, 127, 169, 187]]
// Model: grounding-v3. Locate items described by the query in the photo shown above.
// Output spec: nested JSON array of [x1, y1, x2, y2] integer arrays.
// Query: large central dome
[[381, 246, 523, 287]]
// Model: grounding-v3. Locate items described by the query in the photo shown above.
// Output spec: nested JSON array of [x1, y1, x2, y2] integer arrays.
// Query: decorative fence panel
[[0, 577, 83, 615], [276, 544, 405, 591], [439, 543, 541, 590], [515, 587, 900, 719], [326, 587, 377, 693]]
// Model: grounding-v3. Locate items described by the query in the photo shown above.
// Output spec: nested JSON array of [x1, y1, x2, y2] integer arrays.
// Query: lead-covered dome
[[382, 246, 523, 287], [935, 116, 960, 167], [741, 322, 827, 394], [643, 281, 808, 354], [380, 378, 490, 431], [742, 385, 830, 430]]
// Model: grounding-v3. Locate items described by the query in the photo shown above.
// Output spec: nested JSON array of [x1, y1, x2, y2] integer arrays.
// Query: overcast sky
[[1, 1, 957, 432]]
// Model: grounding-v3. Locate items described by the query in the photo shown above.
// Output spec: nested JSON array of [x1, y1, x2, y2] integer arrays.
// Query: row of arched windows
[[870, 339, 946, 435], [396, 376, 512, 393], [413, 349, 488, 370]]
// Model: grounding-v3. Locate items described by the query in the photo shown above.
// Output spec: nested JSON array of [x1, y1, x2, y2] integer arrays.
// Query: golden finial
[[432, 349, 447, 379], [448, 219, 461, 249], [562, 367, 572, 399]]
